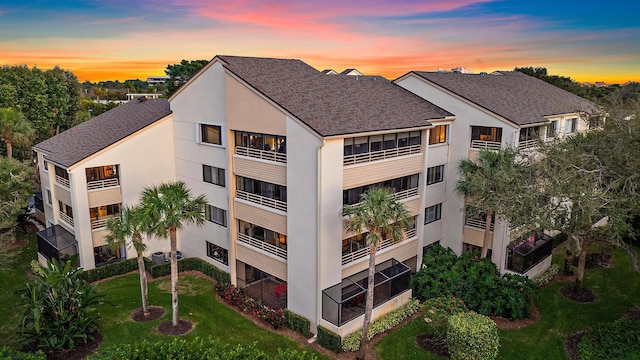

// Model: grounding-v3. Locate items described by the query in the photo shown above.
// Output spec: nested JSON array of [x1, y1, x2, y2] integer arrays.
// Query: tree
[[138, 181, 206, 327], [19, 260, 102, 351], [455, 148, 519, 258], [164, 59, 209, 97], [0, 157, 35, 244], [0, 107, 35, 159], [105, 205, 150, 316], [341, 187, 412, 360]]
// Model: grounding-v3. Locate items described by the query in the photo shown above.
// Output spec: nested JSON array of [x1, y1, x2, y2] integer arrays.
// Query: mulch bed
[[559, 286, 596, 303], [564, 330, 587, 360], [622, 306, 640, 321], [130, 305, 166, 322], [416, 333, 448, 357], [36, 330, 103, 360], [491, 303, 541, 330], [157, 319, 194, 336]]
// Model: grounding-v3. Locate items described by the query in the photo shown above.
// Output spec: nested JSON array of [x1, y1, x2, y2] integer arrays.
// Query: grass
[[0, 230, 325, 358], [374, 246, 640, 360]]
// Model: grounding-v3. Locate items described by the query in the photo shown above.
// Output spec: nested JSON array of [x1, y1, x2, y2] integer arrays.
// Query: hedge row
[[215, 282, 286, 329], [0, 346, 46, 360], [86, 337, 318, 360], [317, 326, 342, 353], [284, 309, 311, 337], [81, 256, 230, 284]]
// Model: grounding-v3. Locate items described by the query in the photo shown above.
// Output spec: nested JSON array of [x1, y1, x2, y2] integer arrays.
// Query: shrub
[[0, 346, 46, 360], [533, 263, 560, 287], [81, 258, 139, 283], [422, 296, 468, 337], [19, 260, 102, 351], [446, 311, 499, 360], [342, 298, 420, 352], [317, 325, 342, 353], [214, 282, 285, 329], [412, 244, 538, 320], [87, 337, 318, 359], [578, 319, 640, 360], [148, 257, 230, 283], [284, 309, 311, 337]]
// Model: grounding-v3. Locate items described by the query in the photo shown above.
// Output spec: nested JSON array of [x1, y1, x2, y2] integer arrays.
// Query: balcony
[[236, 146, 287, 164], [91, 215, 119, 229], [343, 145, 421, 166], [237, 233, 287, 259], [470, 140, 501, 151], [236, 190, 287, 212], [55, 175, 70, 188], [506, 233, 553, 274], [322, 259, 411, 326], [342, 228, 416, 265], [87, 178, 120, 190], [59, 211, 74, 227], [517, 139, 538, 150], [464, 217, 495, 232]]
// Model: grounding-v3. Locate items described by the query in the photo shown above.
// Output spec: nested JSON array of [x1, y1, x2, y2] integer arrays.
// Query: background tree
[[138, 181, 206, 327], [165, 59, 209, 97], [341, 187, 412, 360], [455, 148, 520, 258], [0, 158, 35, 244], [105, 206, 150, 316], [0, 107, 35, 159]]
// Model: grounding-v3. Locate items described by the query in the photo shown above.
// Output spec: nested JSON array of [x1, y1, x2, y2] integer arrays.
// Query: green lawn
[[375, 246, 640, 360], [0, 231, 324, 358]]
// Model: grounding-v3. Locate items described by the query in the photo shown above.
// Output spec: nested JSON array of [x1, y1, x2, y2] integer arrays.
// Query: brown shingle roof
[[34, 98, 171, 168], [217, 55, 452, 137], [410, 71, 596, 126]]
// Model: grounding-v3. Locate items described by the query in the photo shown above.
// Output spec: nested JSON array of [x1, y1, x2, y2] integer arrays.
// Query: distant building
[[339, 68, 364, 76], [126, 93, 162, 101], [147, 75, 169, 84]]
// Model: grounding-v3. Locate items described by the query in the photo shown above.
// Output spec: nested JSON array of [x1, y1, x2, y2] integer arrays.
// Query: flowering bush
[[214, 283, 285, 329], [533, 263, 560, 287]]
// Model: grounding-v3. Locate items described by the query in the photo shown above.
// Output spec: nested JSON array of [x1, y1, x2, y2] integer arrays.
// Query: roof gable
[[409, 71, 596, 126], [217, 55, 452, 136], [34, 98, 171, 167]]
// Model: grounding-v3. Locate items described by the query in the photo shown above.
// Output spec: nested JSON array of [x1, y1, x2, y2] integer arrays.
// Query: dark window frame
[[200, 124, 222, 145], [206, 242, 229, 265], [424, 203, 442, 224], [426, 165, 445, 185], [203, 165, 226, 187], [205, 204, 227, 227]]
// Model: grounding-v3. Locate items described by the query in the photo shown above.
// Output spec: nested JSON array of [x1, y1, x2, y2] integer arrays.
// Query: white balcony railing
[[59, 212, 74, 227], [87, 178, 120, 190], [55, 175, 70, 188], [91, 215, 119, 229], [464, 217, 495, 232], [341, 228, 417, 265], [343, 144, 421, 166], [391, 187, 419, 202], [470, 140, 501, 151], [517, 139, 538, 150], [235, 146, 287, 164], [237, 233, 287, 259], [236, 190, 287, 212]]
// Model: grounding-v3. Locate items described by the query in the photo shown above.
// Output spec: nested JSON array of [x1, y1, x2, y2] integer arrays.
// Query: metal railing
[[87, 178, 120, 190], [236, 190, 287, 212], [343, 145, 421, 166], [506, 236, 553, 274], [517, 139, 538, 150], [235, 146, 287, 163], [470, 140, 501, 151], [464, 217, 495, 231], [91, 215, 119, 229], [59, 212, 74, 227], [55, 175, 70, 188], [237, 233, 287, 259], [341, 228, 417, 265]]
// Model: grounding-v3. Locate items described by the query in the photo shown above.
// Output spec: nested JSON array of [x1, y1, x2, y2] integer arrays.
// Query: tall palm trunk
[[357, 243, 377, 360], [481, 209, 493, 258], [137, 252, 149, 316], [574, 238, 588, 293], [170, 227, 179, 326]]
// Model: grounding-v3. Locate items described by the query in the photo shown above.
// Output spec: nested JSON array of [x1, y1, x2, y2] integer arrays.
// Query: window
[[571, 118, 579, 133], [58, 200, 73, 219], [547, 121, 558, 138], [54, 166, 69, 180], [45, 188, 52, 206], [235, 131, 286, 153], [86, 165, 119, 182], [200, 124, 222, 145], [428, 125, 448, 145], [236, 176, 287, 202], [424, 203, 442, 224], [470, 126, 502, 148], [206, 242, 229, 265], [203, 165, 225, 187], [565, 118, 579, 133], [43, 159, 49, 172], [343, 174, 419, 205], [426, 165, 445, 185], [205, 205, 227, 227]]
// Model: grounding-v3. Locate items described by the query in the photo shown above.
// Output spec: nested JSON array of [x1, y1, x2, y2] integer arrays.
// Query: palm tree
[[0, 107, 35, 159], [138, 181, 206, 327], [341, 187, 412, 360], [105, 205, 150, 316], [456, 148, 517, 258]]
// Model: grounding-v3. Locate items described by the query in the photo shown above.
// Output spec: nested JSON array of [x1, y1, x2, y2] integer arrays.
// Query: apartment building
[[395, 70, 596, 277], [33, 55, 596, 338], [33, 98, 176, 269]]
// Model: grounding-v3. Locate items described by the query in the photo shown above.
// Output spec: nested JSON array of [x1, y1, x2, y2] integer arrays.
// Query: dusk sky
[[1, 0, 638, 84]]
